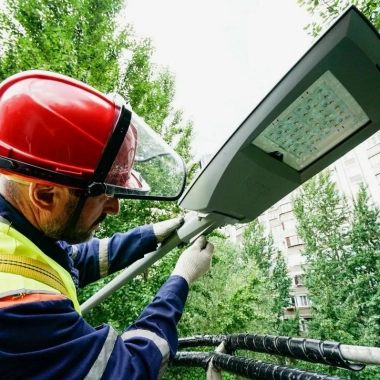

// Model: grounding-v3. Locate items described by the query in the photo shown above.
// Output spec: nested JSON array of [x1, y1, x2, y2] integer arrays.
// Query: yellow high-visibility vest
[[0, 221, 81, 313]]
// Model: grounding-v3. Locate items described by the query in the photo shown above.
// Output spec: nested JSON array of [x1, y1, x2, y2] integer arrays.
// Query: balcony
[[284, 305, 312, 319]]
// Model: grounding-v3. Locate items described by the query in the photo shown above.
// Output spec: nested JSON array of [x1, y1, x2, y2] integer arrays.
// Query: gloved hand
[[171, 235, 214, 286], [153, 216, 184, 243]]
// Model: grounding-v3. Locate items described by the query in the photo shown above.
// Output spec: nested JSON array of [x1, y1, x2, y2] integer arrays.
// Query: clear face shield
[[88, 94, 187, 200], [0, 93, 186, 201]]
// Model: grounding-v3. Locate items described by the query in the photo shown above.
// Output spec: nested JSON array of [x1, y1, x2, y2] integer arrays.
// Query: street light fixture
[[179, 5, 380, 223]]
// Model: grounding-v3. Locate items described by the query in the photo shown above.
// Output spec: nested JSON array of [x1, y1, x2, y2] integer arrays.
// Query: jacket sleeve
[[101, 275, 189, 379], [0, 275, 189, 380], [58, 224, 158, 288]]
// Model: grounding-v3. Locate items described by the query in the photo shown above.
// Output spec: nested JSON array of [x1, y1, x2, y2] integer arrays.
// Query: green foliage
[[177, 237, 248, 337], [243, 221, 295, 328], [298, 0, 380, 37], [0, 0, 194, 161], [243, 220, 271, 272], [292, 171, 380, 378], [0, 0, 125, 89]]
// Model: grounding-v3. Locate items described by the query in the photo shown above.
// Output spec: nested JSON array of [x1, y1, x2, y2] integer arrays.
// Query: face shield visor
[[85, 95, 187, 200]]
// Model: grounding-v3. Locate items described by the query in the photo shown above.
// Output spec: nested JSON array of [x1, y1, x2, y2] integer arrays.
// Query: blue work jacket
[[0, 195, 189, 379]]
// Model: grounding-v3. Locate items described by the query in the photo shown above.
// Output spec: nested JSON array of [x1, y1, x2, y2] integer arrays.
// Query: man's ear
[[28, 183, 65, 211]]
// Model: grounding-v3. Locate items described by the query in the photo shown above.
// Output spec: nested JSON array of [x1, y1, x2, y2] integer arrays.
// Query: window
[[282, 219, 297, 230], [268, 209, 278, 220], [344, 157, 356, 166], [294, 275, 305, 286], [367, 132, 380, 148], [299, 318, 309, 333], [235, 223, 246, 231], [271, 224, 282, 235], [294, 295, 311, 307], [349, 174, 362, 183], [376, 173, 380, 185], [280, 202, 292, 214], [258, 214, 266, 224], [369, 153, 380, 167], [286, 252, 305, 266], [286, 235, 303, 247]]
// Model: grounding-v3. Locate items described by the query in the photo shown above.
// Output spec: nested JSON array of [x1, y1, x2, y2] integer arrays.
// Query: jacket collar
[[0, 194, 72, 273]]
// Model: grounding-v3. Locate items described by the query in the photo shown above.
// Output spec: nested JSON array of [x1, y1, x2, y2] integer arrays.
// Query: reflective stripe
[[0, 216, 10, 225], [0, 272, 61, 297], [71, 245, 79, 261], [121, 329, 170, 378], [98, 238, 109, 278], [0, 222, 81, 313], [0, 293, 66, 309], [0, 288, 60, 299], [0, 254, 70, 298], [84, 326, 118, 380]]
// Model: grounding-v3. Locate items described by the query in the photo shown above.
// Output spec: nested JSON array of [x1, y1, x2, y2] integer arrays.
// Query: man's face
[[43, 193, 120, 244]]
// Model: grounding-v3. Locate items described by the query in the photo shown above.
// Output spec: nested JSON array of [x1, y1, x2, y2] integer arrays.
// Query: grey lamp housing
[[179, 5, 380, 223]]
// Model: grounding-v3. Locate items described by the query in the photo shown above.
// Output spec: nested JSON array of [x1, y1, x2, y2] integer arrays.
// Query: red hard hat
[[0, 70, 186, 200], [0, 70, 142, 195]]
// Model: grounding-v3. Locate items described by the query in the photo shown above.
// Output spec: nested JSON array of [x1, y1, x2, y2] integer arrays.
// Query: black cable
[[171, 351, 213, 370], [178, 334, 365, 371], [171, 351, 348, 380], [178, 335, 226, 348]]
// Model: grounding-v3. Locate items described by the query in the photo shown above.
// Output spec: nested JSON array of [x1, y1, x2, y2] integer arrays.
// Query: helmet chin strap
[[64, 194, 88, 242]]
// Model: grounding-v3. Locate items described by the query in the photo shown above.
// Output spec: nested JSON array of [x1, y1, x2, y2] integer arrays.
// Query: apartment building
[[222, 130, 380, 324]]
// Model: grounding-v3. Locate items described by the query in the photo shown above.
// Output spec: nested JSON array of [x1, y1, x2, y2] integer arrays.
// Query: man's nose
[[104, 197, 120, 215]]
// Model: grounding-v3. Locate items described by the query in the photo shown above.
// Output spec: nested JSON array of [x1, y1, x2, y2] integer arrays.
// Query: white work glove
[[153, 216, 184, 243], [171, 235, 214, 286]]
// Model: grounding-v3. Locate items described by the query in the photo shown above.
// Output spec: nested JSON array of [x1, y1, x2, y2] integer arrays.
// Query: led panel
[[252, 71, 369, 170]]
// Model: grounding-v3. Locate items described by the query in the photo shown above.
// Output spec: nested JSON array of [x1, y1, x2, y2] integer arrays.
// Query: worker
[[0, 70, 214, 379]]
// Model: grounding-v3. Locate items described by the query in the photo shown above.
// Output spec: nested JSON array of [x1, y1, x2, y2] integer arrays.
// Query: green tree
[[244, 222, 299, 361], [293, 172, 380, 378], [298, 0, 380, 37], [346, 186, 380, 348], [0, 0, 194, 158], [242, 221, 297, 333], [292, 171, 351, 339]]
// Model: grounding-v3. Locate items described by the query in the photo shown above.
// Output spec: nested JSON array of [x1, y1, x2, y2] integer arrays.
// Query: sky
[[124, 0, 315, 159]]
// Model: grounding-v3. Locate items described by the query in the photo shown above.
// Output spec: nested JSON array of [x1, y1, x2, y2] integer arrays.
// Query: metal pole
[[81, 233, 182, 314], [207, 341, 226, 380], [341, 345, 380, 365], [81, 212, 235, 315]]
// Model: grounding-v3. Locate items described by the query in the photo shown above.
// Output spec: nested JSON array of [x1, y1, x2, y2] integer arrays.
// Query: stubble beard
[[42, 196, 95, 244]]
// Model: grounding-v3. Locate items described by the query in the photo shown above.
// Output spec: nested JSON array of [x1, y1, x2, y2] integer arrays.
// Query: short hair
[[2, 176, 22, 202]]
